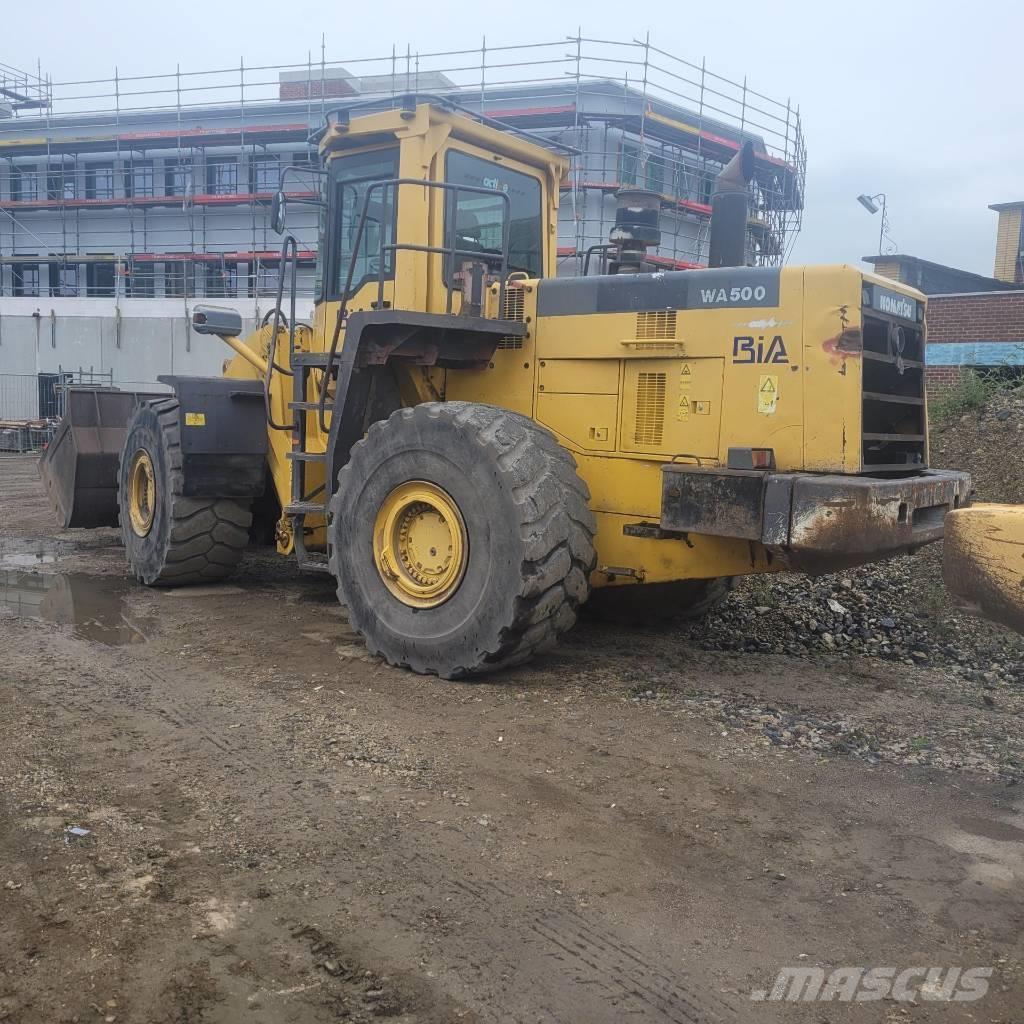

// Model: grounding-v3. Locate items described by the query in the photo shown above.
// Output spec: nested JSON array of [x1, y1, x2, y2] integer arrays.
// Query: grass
[[930, 370, 1001, 426], [930, 368, 1023, 428]]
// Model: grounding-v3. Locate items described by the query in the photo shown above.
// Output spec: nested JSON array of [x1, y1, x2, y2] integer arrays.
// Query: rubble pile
[[692, 385, 1024, 679]]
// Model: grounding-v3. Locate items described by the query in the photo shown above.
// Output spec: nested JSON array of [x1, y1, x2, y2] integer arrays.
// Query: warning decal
[[757, 375, 778, 415]]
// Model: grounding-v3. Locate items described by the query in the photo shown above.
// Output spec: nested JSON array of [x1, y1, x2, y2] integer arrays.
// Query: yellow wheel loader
[[41, 96, 973, 677]]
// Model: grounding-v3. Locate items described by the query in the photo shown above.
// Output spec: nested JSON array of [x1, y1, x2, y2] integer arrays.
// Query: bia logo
[[732, 335, 789, 364]]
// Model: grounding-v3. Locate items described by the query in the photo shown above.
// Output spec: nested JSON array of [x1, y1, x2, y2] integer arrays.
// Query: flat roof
[[861, 253, 1018, 290], [989, 201, 1024, 212]]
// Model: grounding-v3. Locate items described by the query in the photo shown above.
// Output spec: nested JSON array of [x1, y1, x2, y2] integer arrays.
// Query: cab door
[[321, 147, 401, 315]]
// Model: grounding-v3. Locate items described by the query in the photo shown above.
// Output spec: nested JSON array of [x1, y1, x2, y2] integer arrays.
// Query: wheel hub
[[374, 481, 467, 608], [127, 449, 157, 537]]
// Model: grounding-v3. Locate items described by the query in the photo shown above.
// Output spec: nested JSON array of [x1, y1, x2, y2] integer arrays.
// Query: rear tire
[[118, 399, 252, 586], [585, 577, 733, 626], [329, 402, 596, 679]]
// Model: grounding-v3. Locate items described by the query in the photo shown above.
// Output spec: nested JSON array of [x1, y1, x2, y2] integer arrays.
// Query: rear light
[[727, 447, 775, 470]]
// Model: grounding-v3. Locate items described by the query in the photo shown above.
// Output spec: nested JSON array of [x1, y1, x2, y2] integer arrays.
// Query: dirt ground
[[1, 453, 1023, 1024]]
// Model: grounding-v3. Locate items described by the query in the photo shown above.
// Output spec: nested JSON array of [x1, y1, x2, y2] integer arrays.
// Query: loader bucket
[[944, 504, 1024, 635], [38, 387, 164, 529]]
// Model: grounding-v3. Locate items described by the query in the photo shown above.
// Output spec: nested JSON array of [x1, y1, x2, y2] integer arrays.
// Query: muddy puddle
[[0, 538, 71, 570], [0, 569, 154, 646]]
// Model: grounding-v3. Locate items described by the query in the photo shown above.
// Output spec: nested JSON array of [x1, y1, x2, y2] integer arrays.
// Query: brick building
[[991, 201, 1024, 285], [863, 254, 1019, 296], [923, 291, 1024, 397], [864, 243, 1024, 400]]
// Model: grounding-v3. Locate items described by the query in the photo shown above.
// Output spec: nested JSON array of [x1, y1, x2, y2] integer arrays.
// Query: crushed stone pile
[[691, 386, 1024, 681]]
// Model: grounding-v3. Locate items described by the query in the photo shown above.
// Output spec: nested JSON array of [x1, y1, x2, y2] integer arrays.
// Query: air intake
[[636, 310, 677, 340], [498, 286, 526, 349], [634, 372, 667, 446]]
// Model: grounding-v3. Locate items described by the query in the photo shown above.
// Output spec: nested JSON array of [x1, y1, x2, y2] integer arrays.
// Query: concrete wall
[[0, 296, 314, 419]]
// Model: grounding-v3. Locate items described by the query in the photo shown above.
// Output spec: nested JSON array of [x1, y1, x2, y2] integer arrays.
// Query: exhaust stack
[[708, 141, 755, 269]]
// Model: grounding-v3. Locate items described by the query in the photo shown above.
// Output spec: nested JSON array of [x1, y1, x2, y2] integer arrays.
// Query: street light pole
[[856, 192, 893, 255]]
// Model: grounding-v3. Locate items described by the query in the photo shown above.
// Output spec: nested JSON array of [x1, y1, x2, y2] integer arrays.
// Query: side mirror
[[270, 190, 286, 235]]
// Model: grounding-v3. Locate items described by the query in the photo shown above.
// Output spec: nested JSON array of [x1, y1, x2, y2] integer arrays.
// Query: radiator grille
[[860, 313, 926, 471], [636, 310, 677, 340], [634, 372, 667, 446], [498, 287, 525, 350]]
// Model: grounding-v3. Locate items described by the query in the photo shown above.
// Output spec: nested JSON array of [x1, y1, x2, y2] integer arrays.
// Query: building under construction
[[0, 38, 805, 426], [0, 37, 806, 300]]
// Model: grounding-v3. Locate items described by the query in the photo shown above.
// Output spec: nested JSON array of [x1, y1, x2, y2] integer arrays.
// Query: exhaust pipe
[[708, 141, 755, 269]]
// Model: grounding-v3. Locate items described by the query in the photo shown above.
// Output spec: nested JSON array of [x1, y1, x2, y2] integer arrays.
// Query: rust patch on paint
[[822, 327, 863, 366]]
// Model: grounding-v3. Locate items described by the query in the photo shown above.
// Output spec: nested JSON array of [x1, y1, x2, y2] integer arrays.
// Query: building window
[[86, 260, 115, 297], [126, 261, 155, 297], [126, 161, 154, 198], [53, 263, 79, 296], [250, 155, 279, 193], [699, 167, 715, 205], [204, 261, 237, 297], [163, 259, 194, 298], [164, 160, 192, 197], [206, 157, 238, 196], [11, 165, 40, 202], [12, 262, 41, 296], [47, 165, 76, 201], [85, 164, 115, 200], [619, 142, 641, 187], [644, 152, 667, 196]]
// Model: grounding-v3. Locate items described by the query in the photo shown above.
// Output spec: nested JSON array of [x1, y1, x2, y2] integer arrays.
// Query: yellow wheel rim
[[373, 481, 468, 608], [128, 449, 157, 537]]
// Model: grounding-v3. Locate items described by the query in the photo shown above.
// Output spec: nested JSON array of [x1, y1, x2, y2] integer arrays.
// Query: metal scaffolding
[[0, 36, 806, 298]]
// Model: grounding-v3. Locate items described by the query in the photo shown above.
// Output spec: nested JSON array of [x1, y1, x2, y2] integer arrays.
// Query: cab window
[[326, 148, 399, 299], [444, 150, 542, 278]]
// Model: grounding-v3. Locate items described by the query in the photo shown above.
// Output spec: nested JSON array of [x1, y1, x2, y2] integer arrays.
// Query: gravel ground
[[1, 390, 1023, 1023], [646, 387, 1024, 783]]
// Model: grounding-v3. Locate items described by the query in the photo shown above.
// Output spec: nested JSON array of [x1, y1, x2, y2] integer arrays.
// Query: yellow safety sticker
[[679, 362, 693, 381], [185, 412, 206, 427], [758, 375, 778, 415], [677, 394, 691, 420]]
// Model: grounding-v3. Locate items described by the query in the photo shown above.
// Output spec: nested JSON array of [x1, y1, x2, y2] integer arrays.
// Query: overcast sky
[[6, 0, 1023, 276]]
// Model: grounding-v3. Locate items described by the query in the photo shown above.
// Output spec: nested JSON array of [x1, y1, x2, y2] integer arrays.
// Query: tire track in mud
[[32, 649, 736, 1024]]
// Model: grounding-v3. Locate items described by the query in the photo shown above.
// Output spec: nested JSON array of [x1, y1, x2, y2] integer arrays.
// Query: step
[[291, 352, 340, 367], [288, 401, 320, 410], [297, 553, 332, 574], [286, 501, 328, 516], [286, 450, 327, 462]]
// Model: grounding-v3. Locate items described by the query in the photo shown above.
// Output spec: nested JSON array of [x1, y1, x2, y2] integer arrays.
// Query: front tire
[[118, 399, 252, 586], [329, 402, 596, 679]]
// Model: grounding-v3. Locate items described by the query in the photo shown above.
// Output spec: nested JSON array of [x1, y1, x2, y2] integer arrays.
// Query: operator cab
[[271, 98, 565, 326]]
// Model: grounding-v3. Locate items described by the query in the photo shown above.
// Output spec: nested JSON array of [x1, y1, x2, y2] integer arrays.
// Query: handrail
[[264, 233, 299, 431], [316, 176, 514, 433]]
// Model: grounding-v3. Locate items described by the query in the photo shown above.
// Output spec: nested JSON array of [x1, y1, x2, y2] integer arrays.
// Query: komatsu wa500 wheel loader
[[41, 96, 973, 678]]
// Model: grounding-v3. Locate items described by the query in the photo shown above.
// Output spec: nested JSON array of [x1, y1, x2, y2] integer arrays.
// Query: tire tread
[[330, 401, 597, 678], [119, 399, 251, 587]]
